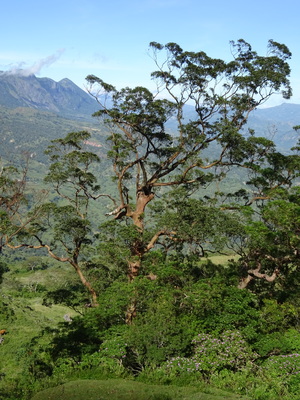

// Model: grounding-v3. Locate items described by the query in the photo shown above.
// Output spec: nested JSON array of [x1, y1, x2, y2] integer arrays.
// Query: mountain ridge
[[0, 73, 299, 155], [0, 72, 98, 120]]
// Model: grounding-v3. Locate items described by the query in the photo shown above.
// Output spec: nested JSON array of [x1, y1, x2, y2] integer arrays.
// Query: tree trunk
[[128, 259, 141, 282], [127, 185, 154, 278], [125, 186, 155, 323], [71, 261, 98, 307], [125, 299, 137, 325], [131, 186, 155, 230]]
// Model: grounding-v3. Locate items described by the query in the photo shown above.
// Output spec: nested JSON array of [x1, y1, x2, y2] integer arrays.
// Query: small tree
[[233, 126, 300, 289], [237, 186, 300, 289], [23, 131, 104, 306]]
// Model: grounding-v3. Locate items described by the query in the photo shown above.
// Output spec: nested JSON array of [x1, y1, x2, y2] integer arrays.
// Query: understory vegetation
[[1, 39, 300, 400]]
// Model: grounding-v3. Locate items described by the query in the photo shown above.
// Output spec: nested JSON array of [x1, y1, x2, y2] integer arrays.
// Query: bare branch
[[146, 230, 176, 252]]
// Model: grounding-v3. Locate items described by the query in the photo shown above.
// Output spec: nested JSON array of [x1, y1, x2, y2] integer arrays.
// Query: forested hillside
[[1, 39, 300, 400], [0, 106, 106, 162]]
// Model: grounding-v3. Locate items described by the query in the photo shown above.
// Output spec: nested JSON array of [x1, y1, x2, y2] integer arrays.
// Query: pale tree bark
[[238, 260, 280, 289]]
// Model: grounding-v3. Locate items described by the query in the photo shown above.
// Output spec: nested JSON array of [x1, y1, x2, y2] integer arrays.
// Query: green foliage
[[2, 39, 300, 400], [210, 369, 288, 400], [160, 330, 257, 379], [0, 259, 9, 285], [99, 336, 127, 362], [47, 316, 102, 362], [259, 299, 300, 333], [42, 285, 90, 313], [40, 276, 261, 376], [247, 152, 300, 194], [262, 353, 300, 385], [254, 329, 300, 357], [0, 294, 15, 322], [152, 193, 245, 256], [236, 186, 300, 293], [125, 288, 195, 370], [0, 162, 29, 247], [38, 281, 133, 364], [44, 131, 101, 213], [178, 279, 260, 339]]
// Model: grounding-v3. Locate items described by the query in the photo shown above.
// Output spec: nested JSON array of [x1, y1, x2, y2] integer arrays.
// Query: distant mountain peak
[[0, 73, 98, 120], [59, 77, 77, 85]]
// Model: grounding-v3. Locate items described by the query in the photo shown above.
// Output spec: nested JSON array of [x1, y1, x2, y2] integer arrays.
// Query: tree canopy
[[1, 39, 298, 314], [84, 39, 294, 297]]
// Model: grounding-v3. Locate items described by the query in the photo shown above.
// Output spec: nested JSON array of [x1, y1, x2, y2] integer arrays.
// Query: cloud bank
[[2, 49, 65, 77]]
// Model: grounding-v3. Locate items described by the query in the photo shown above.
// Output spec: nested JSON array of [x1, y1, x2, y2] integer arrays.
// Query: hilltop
[[0, 72, 98, 120]]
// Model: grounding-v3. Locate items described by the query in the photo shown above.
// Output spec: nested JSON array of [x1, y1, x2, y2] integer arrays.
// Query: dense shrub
[[159, 330, 257, 380]]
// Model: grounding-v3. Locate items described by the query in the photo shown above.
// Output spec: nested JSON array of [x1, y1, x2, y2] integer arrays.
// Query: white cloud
[[1, 49, 65, 77]]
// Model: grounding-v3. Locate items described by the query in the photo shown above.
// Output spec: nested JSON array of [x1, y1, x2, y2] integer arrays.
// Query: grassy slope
[[0, 260, 79, 379], [0, 297, 77, 376], [30, 379, 249, 400]]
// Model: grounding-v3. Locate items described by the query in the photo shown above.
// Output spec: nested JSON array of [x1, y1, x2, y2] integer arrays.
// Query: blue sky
[[1, 0, 300, 106]]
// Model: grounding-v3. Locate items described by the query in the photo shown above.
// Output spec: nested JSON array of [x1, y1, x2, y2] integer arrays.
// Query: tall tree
[[85, 39, 292, 321]]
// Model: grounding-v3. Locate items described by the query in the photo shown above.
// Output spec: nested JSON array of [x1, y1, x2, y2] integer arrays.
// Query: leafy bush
[[210, 369, 289, 400], [123, 281, 197, 371], [254, 329, 300, 357], [179, 279, 261, 340], [0, 259, 9, 284], [51, 335, 130, 380], [160, 330, 257, 379], [262, 353, 300, 378]]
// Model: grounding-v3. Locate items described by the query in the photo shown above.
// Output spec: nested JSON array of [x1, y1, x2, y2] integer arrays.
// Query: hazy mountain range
[[249, 104, 300, 152], [0, 72, 299, 162]]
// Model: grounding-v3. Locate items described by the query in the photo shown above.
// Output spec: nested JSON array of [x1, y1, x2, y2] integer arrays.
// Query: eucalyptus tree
[[86, 39, 292, 294]]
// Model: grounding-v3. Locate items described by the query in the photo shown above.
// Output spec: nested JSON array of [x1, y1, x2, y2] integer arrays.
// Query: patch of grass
[[6, 257, 73, 286], [30, 379, 249, 400], [0, 294, 77, 380], [0, 257, 82, 383]]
